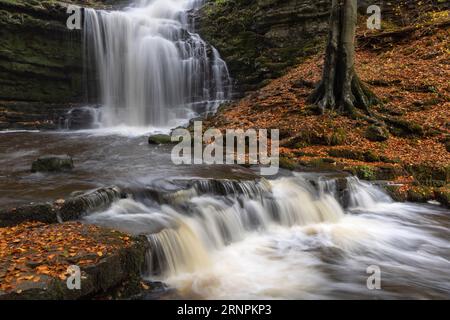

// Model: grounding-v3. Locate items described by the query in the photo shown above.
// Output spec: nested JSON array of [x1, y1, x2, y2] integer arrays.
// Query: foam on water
[[85, 174, 450, 299]]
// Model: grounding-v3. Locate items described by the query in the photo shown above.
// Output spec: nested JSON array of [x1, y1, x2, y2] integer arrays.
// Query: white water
[[85, 173, 450, 299], [83, 0, 231, 129]]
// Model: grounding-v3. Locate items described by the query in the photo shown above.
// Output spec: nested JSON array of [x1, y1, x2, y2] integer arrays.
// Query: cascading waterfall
[[85, 173, 450, 299], [83, 0, 231, 128]]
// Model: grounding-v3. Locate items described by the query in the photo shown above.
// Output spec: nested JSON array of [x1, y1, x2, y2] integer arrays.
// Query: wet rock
[[64, 107, 99, 130], [31, 155, 74, 173], [365, 125, 389, 142], [434, 189, 450, 208], [59, 186, 123, 221], [335, 177, 350, 208], [407, 187, 434, 203], [0, 203, 58, 227], [0, 1, 118, 130], [148, 134, 174, 145], [384, 185, 407, 202]]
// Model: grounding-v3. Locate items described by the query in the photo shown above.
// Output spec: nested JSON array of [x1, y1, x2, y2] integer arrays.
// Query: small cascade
[[345, 176, 393, 209], [83, 0, 231, 128], [86, 175, 350, 277], [84, 174, 450, 299]]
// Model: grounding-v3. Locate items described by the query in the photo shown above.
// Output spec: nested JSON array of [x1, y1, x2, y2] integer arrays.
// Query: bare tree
[[308, 0, 378, 115]]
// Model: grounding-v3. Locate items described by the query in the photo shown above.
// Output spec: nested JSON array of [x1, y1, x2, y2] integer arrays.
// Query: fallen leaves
[[0, 222, 133, 293], [204, 27, 450, 169]]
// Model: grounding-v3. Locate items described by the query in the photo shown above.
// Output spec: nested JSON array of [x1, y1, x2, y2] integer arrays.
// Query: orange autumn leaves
[[0, 222, 132, 293], [205, 27, 450, 169]]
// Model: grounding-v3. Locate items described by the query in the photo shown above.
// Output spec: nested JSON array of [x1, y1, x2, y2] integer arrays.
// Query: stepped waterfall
[[85, 174, 450, 299], [83, 0, 231, 128]]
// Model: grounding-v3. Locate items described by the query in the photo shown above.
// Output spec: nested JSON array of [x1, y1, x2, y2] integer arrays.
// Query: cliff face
[[197, 0, 331, 94], [197, 0, 448, 94], [0, 0, 116, 129]]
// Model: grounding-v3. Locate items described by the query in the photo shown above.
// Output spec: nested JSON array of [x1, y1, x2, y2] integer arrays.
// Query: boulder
[[365, 125, 389, 142], [59, 186, 123, 221], [434, 189, 450, 208], [31, 155, 74, 173]]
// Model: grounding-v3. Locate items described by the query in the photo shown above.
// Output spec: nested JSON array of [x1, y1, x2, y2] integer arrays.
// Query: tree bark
[[308, 0, 378, 114]]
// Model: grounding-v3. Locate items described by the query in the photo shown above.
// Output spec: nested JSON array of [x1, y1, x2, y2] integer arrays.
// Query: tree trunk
[[308, 0, 378, 114]]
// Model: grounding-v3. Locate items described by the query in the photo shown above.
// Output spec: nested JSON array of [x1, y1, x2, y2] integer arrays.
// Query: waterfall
[[83, 0, 231, 128], [84, 173, 450, 299]]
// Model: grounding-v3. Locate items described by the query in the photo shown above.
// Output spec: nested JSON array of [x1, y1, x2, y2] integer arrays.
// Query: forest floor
[[0, 221, 149, 299], [204, 24, 450, 205]]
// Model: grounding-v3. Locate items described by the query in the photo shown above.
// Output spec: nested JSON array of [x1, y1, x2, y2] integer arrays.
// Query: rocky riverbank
[[0, 221, 148, 300], [201, 20, 450, 207], [0, 181, 151, 300]]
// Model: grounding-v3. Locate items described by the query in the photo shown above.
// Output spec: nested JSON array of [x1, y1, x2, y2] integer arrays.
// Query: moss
[[385, 118, 424, 137], [434, 188, 450, 208], [407, 186, 434, 203], [148, 134, 174, 145], [198, 0, 330, 92], [352, 165, 376, 181], [279, 156, 297, 170], [384, 185, 407, 202], [365, 125, 389, 142], [329, 128, 347, 146], [405, 164, 449, 187], [327, 149, 380, 162]]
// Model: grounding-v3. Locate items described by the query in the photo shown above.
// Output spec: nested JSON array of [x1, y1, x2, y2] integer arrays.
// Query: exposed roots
[[308, 75, 379, 116]]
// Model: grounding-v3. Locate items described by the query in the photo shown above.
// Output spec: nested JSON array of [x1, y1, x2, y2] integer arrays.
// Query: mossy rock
[[148, 134, 174, 145], [384, 185, 407, 202], [405, 164, 449, 187], [365, 125, 389, 142], [434, 188, 450, 208], [31, 155, 74, 173], [283, 129, 347, 149], [329, 128, 347, 146], [407, 186, 434, 203], [346, 165, 405, 181], [385, 118, 424, 137], [349, 165, 377, 181], [279, 156, 298, 170]]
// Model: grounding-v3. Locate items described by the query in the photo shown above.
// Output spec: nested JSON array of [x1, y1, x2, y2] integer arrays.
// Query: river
[[0, 130, 449, 299]]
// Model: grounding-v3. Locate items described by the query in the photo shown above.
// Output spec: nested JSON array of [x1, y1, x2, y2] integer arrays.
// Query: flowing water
[[83, 171, 450, 300], [1, 131, 449, 299], [83, 0, 231, 128], [0, 0, 449, 300]]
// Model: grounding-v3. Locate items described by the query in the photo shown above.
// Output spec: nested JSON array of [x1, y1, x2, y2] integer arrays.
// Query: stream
[[0, 130, 449, 299]]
